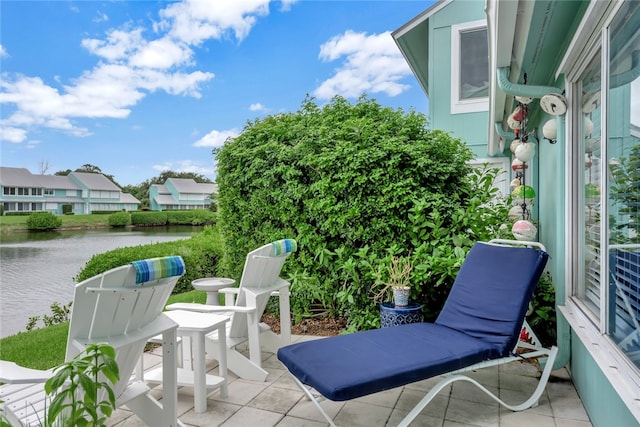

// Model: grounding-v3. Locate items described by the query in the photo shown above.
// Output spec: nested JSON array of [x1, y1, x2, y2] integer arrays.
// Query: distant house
[[394, 1, 640, 425], [0, 167, 140, 214], [149, 178, 217, 211]]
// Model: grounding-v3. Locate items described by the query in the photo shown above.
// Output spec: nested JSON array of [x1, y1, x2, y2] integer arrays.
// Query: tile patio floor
[[108, 335, 592, 427]]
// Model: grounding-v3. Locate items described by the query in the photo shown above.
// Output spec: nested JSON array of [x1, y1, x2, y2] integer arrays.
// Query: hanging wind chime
[[507, 86, 538, 241]]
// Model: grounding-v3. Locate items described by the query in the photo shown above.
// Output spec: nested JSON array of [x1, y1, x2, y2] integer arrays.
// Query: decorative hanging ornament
[[543, 119, 557, 140], [540, 93, 567, 115], [507, 114, 521, 130], [515, 142, 536, 162], [585, 153, 593, 168], [508, 205, 531, 221], [515, 96, 534, 105], [510, 178, 521, 191], [512, 185, 536, 205], [511, 105, 527, 122], [512, 219, 538, 241], [585, 138, 600, 153], [585, 183, 600, 206], [584, 116, 594, 136], [510, 139, 523, 154], [511, 159, 528, 171]]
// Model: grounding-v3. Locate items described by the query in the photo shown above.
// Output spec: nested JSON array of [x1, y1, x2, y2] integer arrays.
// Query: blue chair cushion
[[277, 322, 500, 401], [435, 242, 548, 355]]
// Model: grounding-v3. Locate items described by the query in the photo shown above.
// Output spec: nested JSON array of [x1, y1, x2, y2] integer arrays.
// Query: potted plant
[[373, 255, 414, 307], [373, 255, 423, 327]]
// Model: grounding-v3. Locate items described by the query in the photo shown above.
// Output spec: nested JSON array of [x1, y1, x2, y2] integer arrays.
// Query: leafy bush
[[214, 95, 514, 330], [76, 226, 223, 294], [165, 209, 216, 225], [108, 211, 130, 227], [26, 212, 62, 230], [130, 211, 168, 226]]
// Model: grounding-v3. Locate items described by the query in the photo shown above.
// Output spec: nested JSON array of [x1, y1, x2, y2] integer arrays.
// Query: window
[[44, 188, 54, 196], [3, 187, 16, 195], [451, 20, 489, 114], [573, 1, 640, 369]]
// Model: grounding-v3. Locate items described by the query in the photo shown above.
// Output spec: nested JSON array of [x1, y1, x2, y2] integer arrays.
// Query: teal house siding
[[395, 1, 640, 425]]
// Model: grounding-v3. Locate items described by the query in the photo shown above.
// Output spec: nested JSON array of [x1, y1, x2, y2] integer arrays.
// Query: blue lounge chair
[[278, 240, 557, 426]]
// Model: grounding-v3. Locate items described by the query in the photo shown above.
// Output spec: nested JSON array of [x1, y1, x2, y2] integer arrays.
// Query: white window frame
[[558, 1, 640, 421], [451, 20, 489, 114]]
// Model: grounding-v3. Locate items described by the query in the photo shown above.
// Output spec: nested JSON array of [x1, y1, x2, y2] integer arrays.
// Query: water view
[[0, 227, 199, 338]]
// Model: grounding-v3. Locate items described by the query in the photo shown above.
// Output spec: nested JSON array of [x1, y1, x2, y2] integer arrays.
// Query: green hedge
[[26, 212, 62, 230], [131, 211, 168, 226], [76, 225, 224, 294], [5, 211, 41, 216], [108, 211, 131, 227], [165, 210, 216, 225], [213, 95, 517, 330]]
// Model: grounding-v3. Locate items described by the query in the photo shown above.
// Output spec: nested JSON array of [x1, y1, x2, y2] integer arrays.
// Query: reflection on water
[[0, 227, 198, 338]]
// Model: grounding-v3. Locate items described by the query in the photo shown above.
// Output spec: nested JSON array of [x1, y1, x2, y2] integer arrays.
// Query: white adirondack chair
[[0, 256, 186, 427], [167, 239, 297, 381]]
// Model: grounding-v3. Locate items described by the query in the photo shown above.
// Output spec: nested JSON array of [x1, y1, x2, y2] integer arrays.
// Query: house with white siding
[[0, 167, 140, 214], [149, 178, 217, 211]]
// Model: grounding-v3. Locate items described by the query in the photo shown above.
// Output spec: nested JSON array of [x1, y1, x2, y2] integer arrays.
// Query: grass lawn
[[0, 290, 207, 371], [0, 214, 112, 234]]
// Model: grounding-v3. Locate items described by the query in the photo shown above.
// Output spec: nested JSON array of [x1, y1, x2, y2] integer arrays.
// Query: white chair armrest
[[166, 302, 256, 313], [0, 360, 52, 384]]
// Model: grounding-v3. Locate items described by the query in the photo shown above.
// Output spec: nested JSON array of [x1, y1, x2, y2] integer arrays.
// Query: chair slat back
[[435, 242, 548, 355], [228, 240, 296, 338], [65, 256, 184, 397]]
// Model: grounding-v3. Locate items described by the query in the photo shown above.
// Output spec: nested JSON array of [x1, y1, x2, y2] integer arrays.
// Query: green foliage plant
[[130, 211, 168, 226], [45, 343, 119, 427], [214, 95, 517, 331], [527, 272, 557, 347], [26, 301, 72, 331], [610, 143, 640, 244], [165, 209, 216, 225], [107, 211, 130, 227], [26, 212, 62, 231]]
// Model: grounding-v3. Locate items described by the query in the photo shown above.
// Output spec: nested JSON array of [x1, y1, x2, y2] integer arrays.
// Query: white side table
[[192, 277, 236, 305], [145, 310, 229, 413]]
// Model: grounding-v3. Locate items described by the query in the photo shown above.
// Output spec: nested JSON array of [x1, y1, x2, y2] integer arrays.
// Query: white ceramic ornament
[[584, 117, 594, 136], [510, 139, 523, 154], [515, 143, 536, 162], [543, 119, 557, 140]]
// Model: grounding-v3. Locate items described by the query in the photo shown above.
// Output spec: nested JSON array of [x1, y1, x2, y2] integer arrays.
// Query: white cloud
[[0, 126, 27, 143], [193, 128, 240, 148], [249, 102, 266, 112], [0, 45, 8, 59], [93, 11, 109, 23], [159, 0, 270, 45], [280, 0, 298, 12], [0, 0, 291, 144], [152, 159, 215, 176], [314, 30, 412, 100]]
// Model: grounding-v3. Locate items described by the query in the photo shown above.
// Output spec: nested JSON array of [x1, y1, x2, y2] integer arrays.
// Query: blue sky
[[1, 0, 433, 186]]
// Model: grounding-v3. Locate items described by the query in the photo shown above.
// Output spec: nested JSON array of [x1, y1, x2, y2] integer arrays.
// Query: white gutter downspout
[[496, 66, 569, 370]]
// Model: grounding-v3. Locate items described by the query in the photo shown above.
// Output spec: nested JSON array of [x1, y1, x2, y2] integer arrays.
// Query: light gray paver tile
[[220, 406, 284, 427], [333, 401, 393, 427], [500, 411, 556, 427], [212, 379, 267, 405], [450, 380, 499, 406], [179, 401, 241, 426], [354, 387, 402, 408], [248, 385, 305, 413], [394, 387, 449, 418], [287, 395, 345, 423], [445, 398, 500, 427], [276, 415, 329, 427]]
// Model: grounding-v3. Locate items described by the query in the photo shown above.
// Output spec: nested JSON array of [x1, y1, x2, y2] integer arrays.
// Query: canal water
[[0, 227, 199, 338]]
